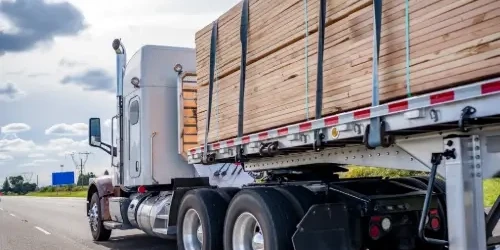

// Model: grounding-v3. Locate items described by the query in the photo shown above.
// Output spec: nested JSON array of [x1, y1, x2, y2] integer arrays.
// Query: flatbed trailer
[[187, 75, 500, 249], [84, 0, 500, 249]]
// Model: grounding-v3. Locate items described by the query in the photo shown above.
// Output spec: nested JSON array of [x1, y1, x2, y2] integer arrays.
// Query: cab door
[[128, 96, 141, 178]]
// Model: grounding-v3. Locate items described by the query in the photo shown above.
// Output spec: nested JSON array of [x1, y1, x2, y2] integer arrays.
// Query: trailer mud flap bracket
[[292, 203, 355, 250]]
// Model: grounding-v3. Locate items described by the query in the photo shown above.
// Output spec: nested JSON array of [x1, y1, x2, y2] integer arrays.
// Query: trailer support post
[[444, 135, 487, 250]]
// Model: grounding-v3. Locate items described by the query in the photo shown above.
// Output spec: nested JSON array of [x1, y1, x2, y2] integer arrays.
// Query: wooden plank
[[197, 0, 498, 115], [196, 0, 500, 144], [196, 0, 455, 105], [195, 0, 371, 86]]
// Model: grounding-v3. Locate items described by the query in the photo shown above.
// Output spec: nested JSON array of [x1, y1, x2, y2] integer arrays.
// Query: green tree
[[9, 176, 24, 193], [2, 177, 10, 192], [77, 172, 96, 186], [104, 170, 109, 175]]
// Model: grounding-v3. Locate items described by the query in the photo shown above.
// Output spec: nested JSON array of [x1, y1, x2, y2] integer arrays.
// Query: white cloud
[[0, 137, 88, 157], [0, 138, 36, 153], [1, 123, 31, 134], [28, 153, 46, 158], [37, 138, 88, 156], [20, 159, 58, 167], [0, 153, 13, 161], [45, 123, 88, 136]]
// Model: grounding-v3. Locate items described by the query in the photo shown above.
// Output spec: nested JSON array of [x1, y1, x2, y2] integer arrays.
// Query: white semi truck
[[85, 10, 500, 250]]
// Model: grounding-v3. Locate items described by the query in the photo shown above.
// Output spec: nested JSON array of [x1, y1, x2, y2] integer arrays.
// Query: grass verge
[[26, 190, 87, 198]]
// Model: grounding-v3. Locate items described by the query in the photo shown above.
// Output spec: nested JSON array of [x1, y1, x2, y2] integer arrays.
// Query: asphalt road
[[0, 196, 176, 250], [0, 196, 498, 250]]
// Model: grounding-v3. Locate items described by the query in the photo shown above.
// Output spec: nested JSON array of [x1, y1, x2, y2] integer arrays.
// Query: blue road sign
[[52, 171, 75, 185]]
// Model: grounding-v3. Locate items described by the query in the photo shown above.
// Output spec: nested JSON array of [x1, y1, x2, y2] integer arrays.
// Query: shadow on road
[[93, 234, 177, 250]]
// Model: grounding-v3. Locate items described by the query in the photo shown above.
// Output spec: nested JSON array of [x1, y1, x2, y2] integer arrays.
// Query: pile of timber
[[195, 0, 500, 145]]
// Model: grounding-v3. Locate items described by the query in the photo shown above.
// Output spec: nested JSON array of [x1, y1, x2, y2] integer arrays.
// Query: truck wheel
[[177, 188, 228, 250], [223, 187, 299, 250], [216, 187, 240, 203], [88, 192, 112, 241]]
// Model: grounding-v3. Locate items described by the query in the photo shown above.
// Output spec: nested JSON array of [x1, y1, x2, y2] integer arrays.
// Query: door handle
[[135, 161, 139, 172]]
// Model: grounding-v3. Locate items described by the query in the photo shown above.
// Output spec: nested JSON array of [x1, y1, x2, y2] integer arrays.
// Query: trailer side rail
[[188, 77, 500, 165]]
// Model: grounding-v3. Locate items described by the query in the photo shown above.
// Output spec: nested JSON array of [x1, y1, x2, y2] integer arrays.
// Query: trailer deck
[[188, 77, 500, 169]]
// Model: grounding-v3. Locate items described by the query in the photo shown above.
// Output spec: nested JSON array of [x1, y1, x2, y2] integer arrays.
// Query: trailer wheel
[[223, 187, 299, 250], [88, 192, 112, 241], [273, 185, 316, 218], [177, 188, 228, 250]]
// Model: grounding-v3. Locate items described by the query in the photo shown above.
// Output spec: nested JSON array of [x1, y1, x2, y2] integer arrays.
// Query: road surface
[[0, 196, 176, 250], [0, 196, 498, 249]]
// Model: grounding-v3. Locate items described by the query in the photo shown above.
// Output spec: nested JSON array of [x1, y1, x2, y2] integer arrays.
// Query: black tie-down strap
[[202, 20, 219, 164], [236, 0, 249, 164], [313, 0, 327, 151]]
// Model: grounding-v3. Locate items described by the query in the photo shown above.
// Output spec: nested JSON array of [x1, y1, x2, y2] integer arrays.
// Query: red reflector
[[278, 128, 288, 136], [226, 140, 234, 146], [324, 116, 339, 126], [258, 132, 268, 140], [299, 122, 312, 132], [481, 81, 500, 94], [430, 91, 454, 104], [430, 217, 440, 231], [242, 136, 250, 144], [137, 186, 147, 193], [354, 109, 370, 120], [370, 216, 382, 222], [388, 101, 408, 113], [369, 225, 381, 239], [429, 209, 438, 216]]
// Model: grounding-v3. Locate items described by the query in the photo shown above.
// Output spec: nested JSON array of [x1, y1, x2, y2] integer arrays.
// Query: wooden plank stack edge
[[195, 0, 500, 145]]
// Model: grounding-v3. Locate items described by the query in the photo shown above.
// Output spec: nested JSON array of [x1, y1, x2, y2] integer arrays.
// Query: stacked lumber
[[179, 73, 199, 159], [195, 0, 500, 145]]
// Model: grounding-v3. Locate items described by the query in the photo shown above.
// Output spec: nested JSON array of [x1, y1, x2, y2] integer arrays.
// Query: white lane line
[[35, 226, 51, 235], [9, 213, 16, 217], [0, 208, 3, 211]]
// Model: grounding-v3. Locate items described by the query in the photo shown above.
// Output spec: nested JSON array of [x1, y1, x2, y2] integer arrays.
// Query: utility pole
[[66, 151, 92, 185]]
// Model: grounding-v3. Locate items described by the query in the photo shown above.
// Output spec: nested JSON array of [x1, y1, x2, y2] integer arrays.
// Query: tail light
[[427, 208, 441, 231], [369, 216, 392, 240], [369, 224, 381, 240]]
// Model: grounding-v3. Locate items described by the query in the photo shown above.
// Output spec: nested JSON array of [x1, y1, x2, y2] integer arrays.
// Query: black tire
[[177, 188, 229, 250], [223, 187, 300, 250], [89, 192, 112, 241], [273, 185, 316, 218], [216, 187, 240, 203]]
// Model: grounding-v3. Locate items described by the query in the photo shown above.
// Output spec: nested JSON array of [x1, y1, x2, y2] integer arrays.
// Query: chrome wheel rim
[[183, 209, 203, 250], [233, 212, 264, 250], [88, 203, 99, 232]]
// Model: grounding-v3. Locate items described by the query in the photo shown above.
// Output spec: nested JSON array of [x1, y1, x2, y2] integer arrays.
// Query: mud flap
[[292, 203, 360, 250]]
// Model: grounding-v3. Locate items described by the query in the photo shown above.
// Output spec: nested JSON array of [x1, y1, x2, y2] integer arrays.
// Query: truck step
[[103, 221, 133, 230], [156, 214, 168, 220], [153, 227, 177, 239]]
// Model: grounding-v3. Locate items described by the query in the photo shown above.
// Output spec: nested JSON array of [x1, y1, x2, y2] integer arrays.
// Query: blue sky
[[0, 0, 239, 186]]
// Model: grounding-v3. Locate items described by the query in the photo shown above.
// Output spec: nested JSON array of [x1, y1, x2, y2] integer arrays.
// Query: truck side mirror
[[89, 118, 102, 147]]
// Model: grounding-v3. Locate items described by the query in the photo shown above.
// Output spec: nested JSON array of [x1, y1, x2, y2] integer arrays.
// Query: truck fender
[[86, 175, 114, 221]]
